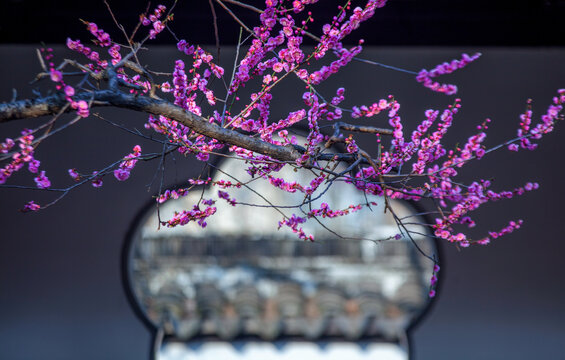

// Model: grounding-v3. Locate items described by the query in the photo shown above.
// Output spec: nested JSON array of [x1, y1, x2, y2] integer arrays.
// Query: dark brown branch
[[325, 121, 393, 148], [0, 91, 304, 162]]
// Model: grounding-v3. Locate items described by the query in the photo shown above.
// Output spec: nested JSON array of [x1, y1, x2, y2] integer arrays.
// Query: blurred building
[[125, 155, 438, 359]]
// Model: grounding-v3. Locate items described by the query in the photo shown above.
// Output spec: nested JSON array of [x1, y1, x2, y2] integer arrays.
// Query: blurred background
[[1, 1, 565, 359]]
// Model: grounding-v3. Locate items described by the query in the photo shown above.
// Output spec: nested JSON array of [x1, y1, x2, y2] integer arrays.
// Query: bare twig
[[36, 49, 48, 72], [208, 0, 221, 62], [215, 0, 253, 35]]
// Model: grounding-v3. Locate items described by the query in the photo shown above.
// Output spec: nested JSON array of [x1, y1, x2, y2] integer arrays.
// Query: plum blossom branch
[[1, 0, 564, 275]]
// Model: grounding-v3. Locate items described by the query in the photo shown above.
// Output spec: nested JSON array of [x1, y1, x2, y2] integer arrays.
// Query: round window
[[124, 154, 438, 359]]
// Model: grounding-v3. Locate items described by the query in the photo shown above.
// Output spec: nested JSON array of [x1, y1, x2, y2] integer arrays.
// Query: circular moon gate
[[124, 156, 438, 358]]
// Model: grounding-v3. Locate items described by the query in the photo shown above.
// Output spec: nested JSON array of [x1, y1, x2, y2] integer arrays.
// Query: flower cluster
[[67, 38, 106, 68], [228, 2, 283, 93], [164, 203, 217, 228], [345, 135, 359, 153], [509, 90, 565, 151], [41, 47, 91, 118], [0, 138, 15, 154], [114, 145, 142, 182], [108, 44, 122, 66], [8, 0, 563, 263], [34, 171, 51, 189], [157, 188, 191, 204], [291, 0, 319, 13], [0, 129, 46, 187], [278, 214, 313, 242], [416, 53, 481, 95], [67, 168, 81, 182], [21, 200, 41, 212], [340, 88, 564, 248], [91, 171, 103, 188], [296, 92, 324, 165], [428, 264, 440, 298], [140, 5, 167, 39], [213, 179, 241, 189], [159, 39, 225, 138], [314, 1, 387, 60], [85, 22, 111, 47], [307, 202, 364, 218], [430, 180, 538, 247], [217, 190, 237, 206], [259, 110, 305, 143], [268, 176, 304, 193], [351, 97, 395, 119], [309, 45, 363, 85]]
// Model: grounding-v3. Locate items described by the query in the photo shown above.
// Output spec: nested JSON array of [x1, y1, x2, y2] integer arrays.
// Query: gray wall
[[1, 46, 564, 359]]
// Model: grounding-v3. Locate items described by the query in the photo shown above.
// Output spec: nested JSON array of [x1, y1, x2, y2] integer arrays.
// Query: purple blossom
[[417, 53, 481, 95], [91, 174, 103, 188], [113, 169, 130, 181]]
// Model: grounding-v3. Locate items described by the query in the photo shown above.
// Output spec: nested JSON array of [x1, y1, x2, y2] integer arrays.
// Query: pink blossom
[[417, 53, 481, 95], [64, 85, 75, 97], [91, 172, 103, 188], [0, 138, 15, 154], [21, 201, 41, 212], [108, 44, 121, 65], [153, 21, 165, 33], [308, 202, 363, 219], [75, 100, 89, 117], [165, 204, 217, 228], [28, 159, 40, 173], [272, 62, 283, 73], [477, 238, 491, 245], [278, 214, 313, 241], [50, 70, 63, 82], [68, 168, 80, 181], [34, 170, 51, 189], [161, 82, 172, 93]]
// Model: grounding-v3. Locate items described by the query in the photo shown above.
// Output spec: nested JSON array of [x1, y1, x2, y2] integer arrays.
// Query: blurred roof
[[2, 0, 564, 46]]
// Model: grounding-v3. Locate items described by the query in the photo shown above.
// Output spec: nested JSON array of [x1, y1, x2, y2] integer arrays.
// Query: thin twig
[[222, 0, 321, 42], [129, 2, 152, 42], [353, 57, 419, 75]]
